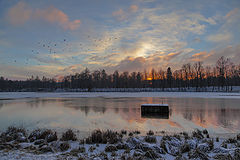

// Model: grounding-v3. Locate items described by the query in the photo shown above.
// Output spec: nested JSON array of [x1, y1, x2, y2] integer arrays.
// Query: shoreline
[[1, 91, 240, 100], [0, 127, 240, 160]]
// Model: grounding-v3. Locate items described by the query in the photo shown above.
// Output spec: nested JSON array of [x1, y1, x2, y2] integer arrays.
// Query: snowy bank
[[0, 127, 240, 160], [0, 91, 240, 100]]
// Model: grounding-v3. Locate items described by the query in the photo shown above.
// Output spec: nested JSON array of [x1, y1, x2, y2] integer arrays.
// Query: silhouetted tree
[[0, 56, 240, 92], [167, 67, 172, 88], [216, 56, 229, 89]]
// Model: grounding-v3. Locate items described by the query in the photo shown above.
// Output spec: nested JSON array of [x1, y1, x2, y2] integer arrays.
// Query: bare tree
[[182, 63, 191, 88], [193, 61, 203, 90], [167, 67, 172, 88], [1, 56, 240, 91], [216, 56, 229, 88]]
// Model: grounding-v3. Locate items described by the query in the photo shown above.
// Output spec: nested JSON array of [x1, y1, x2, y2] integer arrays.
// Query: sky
[[0, 0, 240, 80]]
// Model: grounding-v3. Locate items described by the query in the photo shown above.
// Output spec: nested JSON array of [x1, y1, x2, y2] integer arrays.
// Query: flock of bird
[[15, 35, 120, 66]]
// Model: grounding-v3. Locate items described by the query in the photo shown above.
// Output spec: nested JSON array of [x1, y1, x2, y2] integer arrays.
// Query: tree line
[[0, 56, 240, 92]]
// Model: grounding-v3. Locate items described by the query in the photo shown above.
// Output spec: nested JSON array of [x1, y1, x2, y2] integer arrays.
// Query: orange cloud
[[7, 1, 32, 25], [7, 1, 80, 30], [34, 6, 80, 30], [225, 8, 239, 19], [62, 64, 83, 73], [112, 5, 138, 21], [111, 56, 146, 72], [163, 52, 181, 61], [106, 51, 182, 72], [129, 5, 138, 12], [191, 51, 212, 62], [192, 51, 207, 57], [112, 9, 125, 20]]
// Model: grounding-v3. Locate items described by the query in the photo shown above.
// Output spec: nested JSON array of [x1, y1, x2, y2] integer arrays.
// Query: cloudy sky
[[0, 0, 240, 79]]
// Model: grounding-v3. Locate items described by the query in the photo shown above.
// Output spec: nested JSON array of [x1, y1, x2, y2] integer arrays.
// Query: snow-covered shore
[[0, 91, 240, 100], [0, 127, 240, 160]]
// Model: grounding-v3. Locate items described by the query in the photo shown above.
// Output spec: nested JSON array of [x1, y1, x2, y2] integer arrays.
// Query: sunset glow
[[0, 0, 239, 79]]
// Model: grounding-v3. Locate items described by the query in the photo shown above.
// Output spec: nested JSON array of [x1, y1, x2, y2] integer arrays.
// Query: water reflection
[[0, 101, 3, 109], [141, 112, 169, 119], [0, 97, 239, 135]]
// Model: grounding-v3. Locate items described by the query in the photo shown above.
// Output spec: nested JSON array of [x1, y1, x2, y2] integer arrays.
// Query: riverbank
[[0, 91, 240, 100], [0, 126, 240, 159]]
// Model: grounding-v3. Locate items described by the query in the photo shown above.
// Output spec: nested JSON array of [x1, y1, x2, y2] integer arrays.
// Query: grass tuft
[[206, 134, 210, 138], [79, 147, 85, 153], [160, 139, 167, 153], [180, 142, 190, 153], [61, 129, 77, 141], [38, 129, 52, 140], [192, 129, 204, 139], [237, 134, 240, 141], [59, 142, 70, 151], [182, 132, 189, 140], [85, 129, 121, 144], [0, 126, 27, 142], [128, 132, 133, 137], [144, 136, 157, 143], [147, 130, 154, 136], [105, 145, 118, 152], [28, 129, 57, 142], [188, 148, 209, 160], [202, 129, 208, 135], [173, 134, 181, 140], [162, 135, 171, 141], [206, 139, 214, 150], [133, 130, 141, 135], [121, 130, 127, 135], [225, 138, 237, 144], [6, 126, 27, 136]]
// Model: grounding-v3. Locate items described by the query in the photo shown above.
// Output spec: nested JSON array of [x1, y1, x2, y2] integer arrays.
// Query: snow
[[0, 150, 60, 160], [1, 134, 240, 160], [0, 91, 240, 100]]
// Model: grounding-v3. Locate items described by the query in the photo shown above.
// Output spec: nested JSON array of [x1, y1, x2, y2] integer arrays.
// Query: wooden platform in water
[[141, 104, 169, 119], [141, 104, 169, 113]]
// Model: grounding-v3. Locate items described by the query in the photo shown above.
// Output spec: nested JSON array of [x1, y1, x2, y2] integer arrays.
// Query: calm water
[[0, 97, 239, 137]]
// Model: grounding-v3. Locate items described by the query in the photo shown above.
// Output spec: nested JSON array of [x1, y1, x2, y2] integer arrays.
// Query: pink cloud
[[107, 51, 182, 72], [192, 51, 207, 57], [7, 1, 32, 25], [190, 51, 210, 62], [7, 2, 80, 30], [129, 5, 138, 13], [112, 9, 125, 21], [225, 8, 239, 19], [62, 64, 83, 73], [34, 6, 80, 30], [112, 5, 138, 21], [163, 52, 181, 61]]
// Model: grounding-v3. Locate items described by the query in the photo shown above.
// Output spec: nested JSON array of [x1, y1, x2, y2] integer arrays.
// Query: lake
[[0, 97, 239, 137]]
